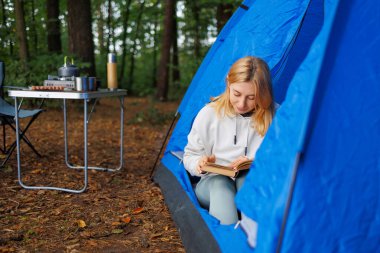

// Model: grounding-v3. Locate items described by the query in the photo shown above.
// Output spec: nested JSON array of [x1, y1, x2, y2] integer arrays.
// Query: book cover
[[202, 160, 252, 178]]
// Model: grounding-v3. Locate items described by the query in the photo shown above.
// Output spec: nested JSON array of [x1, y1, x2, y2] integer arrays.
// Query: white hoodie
[[184, 104, 264, 177]]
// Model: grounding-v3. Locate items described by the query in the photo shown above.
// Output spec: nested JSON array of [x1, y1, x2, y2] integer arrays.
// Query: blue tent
[[153, 0, 380, 252]]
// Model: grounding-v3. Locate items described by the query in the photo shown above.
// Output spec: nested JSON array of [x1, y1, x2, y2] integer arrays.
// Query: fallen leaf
[[112, 221, 122, 226], [53, 209, 62, 216], [3, 165, 13, 173], [66, 243, 80, 250], [121, 217, 131, 224], [31, 169, 42, 174], [79, 231, 92, 238], [3, 229, 15, 233], [112, 229, 124, 234], [19, 207, 32, 213], [131, 207, 144, 214], [77, 220, 86, 228], [150, 232, 163, 239], [37, 190, 45, 195], [87, 240, 98, 247]]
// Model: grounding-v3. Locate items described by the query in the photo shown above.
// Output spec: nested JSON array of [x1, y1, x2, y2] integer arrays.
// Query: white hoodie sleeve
[[184, 106, 212, 177]]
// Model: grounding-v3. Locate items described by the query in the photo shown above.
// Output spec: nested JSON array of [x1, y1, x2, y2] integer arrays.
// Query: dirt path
[[0, 97, 184, 252]]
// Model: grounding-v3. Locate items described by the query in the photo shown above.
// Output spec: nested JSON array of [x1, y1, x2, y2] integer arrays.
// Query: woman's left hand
[[229, 156, 251, 170]]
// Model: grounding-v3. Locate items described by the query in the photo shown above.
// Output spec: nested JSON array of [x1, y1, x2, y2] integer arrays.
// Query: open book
[[202, 160, 252, 178]]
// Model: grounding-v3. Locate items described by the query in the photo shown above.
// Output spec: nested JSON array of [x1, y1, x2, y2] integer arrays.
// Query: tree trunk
[[118, 0, 132, 85], [151, 0, 160, 88], [216, 3, 233, 33], [127, 0, 145, 91], [171, 12, 180, 87], [46, 0, 61, 53], [14, 0, 29, 64], [67, 0, 96, 76], [156, 0, 175, 101]]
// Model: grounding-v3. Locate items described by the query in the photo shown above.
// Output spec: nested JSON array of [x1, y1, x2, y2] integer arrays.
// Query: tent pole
[[276, 152, 301, 253], [149, 111, 179, 179]]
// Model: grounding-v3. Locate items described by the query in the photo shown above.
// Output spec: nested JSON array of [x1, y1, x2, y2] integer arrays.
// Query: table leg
[[15, 97, 22, 186], [16, 97, 87, 193], [64, 99, 71, 166], [117, 96, 125, 170], [83, 99, 88, 189], [64, 96, 125, 172]]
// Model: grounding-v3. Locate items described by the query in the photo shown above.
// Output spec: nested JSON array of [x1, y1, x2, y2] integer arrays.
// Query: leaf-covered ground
[[0, 97, 184, 252]]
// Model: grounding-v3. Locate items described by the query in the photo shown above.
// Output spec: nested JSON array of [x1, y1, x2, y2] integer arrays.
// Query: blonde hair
[[211, 56, 274, 136]]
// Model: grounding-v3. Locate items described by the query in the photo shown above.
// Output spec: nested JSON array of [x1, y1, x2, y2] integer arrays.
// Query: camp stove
[[43, 75, 75, 89], [43, 57, 79, 89]]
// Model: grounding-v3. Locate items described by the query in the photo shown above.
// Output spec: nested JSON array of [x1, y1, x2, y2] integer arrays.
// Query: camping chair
[[0, 61, 44, 167]]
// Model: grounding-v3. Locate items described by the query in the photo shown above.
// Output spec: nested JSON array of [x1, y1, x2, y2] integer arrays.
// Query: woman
[[183, 56, 275, 225]]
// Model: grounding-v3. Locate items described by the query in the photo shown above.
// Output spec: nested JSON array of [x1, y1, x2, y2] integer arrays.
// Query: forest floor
[[0, 97, 184, 253]]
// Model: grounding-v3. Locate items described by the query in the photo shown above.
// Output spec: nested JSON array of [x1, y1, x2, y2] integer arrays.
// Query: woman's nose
[[238, 98, 246, 108]]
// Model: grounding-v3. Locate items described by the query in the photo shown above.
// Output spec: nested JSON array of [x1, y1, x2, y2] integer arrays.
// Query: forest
[[0, 1, 249, 251], [0, 0, 241, 100]]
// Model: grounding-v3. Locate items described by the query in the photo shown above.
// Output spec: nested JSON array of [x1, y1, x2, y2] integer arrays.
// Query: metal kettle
[[58, 56, 79, 79]]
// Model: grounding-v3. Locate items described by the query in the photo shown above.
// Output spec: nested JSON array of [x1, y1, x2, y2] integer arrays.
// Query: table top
[[8, 89, 127, 99]]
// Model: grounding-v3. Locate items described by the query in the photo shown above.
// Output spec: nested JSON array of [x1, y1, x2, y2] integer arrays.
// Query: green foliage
[[0, 0, 241, 101], [4, 54, 63, 87], [128, 99, 174, 125], [95, 54, 107, 89], [3, 54, 90, 87]]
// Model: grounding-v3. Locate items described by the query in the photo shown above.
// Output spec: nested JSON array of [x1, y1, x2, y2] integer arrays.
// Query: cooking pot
[[58, 56, 80, 78]]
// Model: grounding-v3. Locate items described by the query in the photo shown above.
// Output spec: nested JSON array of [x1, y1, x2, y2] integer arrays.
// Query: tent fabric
[[155, 0, 380, 252], [282, 1, 380, 251], [159, 0, 318, 251], [154, 162, 221, 252], [236, 0, 380, 252], [235, 0, 340, 251], [166, 0, 312, 154]]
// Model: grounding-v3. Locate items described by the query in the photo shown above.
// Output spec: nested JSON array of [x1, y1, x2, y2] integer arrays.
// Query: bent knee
[[209, 175, 235, 190]]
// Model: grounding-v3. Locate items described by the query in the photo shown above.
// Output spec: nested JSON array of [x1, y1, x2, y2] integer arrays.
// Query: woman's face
[[229, 81, 257, 114]]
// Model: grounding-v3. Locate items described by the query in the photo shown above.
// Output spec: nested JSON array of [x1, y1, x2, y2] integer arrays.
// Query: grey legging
[[195, 171, 248, 225]]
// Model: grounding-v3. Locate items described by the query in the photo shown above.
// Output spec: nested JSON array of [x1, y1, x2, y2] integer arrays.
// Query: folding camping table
[[8, 88, 127, 193]]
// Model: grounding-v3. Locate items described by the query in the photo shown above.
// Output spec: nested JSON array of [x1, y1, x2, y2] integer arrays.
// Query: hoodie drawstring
[[234, 115, 250, 156], [234, 117, 237, 145]]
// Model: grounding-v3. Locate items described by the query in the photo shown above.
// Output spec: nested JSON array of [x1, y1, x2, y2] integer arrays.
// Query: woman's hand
[[229, 156, 251, 170], [197, 155, 216, 175]]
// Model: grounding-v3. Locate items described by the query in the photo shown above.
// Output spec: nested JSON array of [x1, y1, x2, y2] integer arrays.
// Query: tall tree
[[67, 0, 95, 76], [171, 10, 180, 86], [118, 0, 132, 85], [151, 0, 160, 88], [156, 0, 175, 100], [14, 0, 29, 64], [46, 0, 61, 53], [190, 0, 200, 63], [127, 0, 145, 90], [216, 3, 233, 33]]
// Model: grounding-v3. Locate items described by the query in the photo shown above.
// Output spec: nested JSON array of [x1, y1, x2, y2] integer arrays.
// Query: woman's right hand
[[197, 155, 216, 175]]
